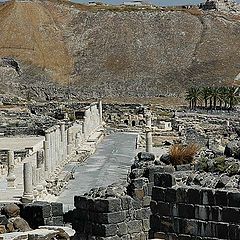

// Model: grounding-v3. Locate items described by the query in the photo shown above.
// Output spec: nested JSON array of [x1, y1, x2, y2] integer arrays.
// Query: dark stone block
[[215, 222, 229, 239], [197, 220, 207, 237], [229, 224, 240, 240], [215, 190, 228, 206], [92, 223, 118, 237], [156, 201, 171, 216], [52, 216, 64, 226], [154, 173, 176, 188], [158, 216, 174, 233], [205, 221, 216, 237], [201, 189, 214, 205], [148, 166, 166, 182], [165, 188, 177, 203], [222, 207, 240, 223], [210, 206, 222, 222], [178, 203, 195, 219], [74, 196, 89, 209], [228, 192, 240, 208], [152, 187, 165, 201], [183, 219, 198, 236], [97, 211, 126, 224], [150, 215, 161, 231], [22, 201, 51, 229], [150, 200, 157, 214], [195, 205, 211, 221], [73, 209, 89, 221], [176, 187, 188, 203], [51, 202, 63, 216], [187, 188, 200, 204], [95, 198, 122, 213]]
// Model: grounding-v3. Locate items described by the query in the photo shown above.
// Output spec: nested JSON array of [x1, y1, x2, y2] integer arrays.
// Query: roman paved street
[[57, 132, 138, 211]]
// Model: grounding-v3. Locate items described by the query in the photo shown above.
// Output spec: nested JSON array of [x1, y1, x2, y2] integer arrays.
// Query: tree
[[185, 87, 201, 109]]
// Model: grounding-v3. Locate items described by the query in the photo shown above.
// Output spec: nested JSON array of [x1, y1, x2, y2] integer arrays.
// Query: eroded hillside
[[0, 0, 240, 101]]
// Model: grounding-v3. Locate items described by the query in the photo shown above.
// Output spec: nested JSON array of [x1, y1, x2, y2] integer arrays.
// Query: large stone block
[[151, 187, 165, 201], [135, 207, 151, 220], [178, 203, 195, 219], [52, 216, 64, 226], [127, 220, 142, 234], [176, 187, 188, 203], [121, 196, 133, 210], [209, 206, 222, 222], [95, 198, 122, 213], [92, 223, 118, 237], [51, 202, 63, 216], [96, 211, 126, 224], [228, 192, 240, 208], [183, 219, 198, 236], [154, 173, 176, 188], [215, 190, 228, 206], [74, 196, 89, 210], [117, 222, 127, 236], [73, 209, 89, 221], [187, 188, 200, 204], [215, 222, 229, 239], [165, 188, 177, 203], [229, 224, 240, 240], [200, 189, 214, 205], [222, 207, 240, 223], [155, 201, 171, 216], [195, 205, 211, 221]]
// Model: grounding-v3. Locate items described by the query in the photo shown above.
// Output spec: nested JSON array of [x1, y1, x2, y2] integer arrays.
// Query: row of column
[[22, 100, 103, 202]]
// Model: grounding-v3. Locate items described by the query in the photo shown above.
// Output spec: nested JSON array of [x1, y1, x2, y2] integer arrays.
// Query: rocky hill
[[0, 0, 240, 101]]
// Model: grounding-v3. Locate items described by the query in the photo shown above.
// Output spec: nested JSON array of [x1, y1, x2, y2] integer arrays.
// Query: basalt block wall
[[68, 164, 240, 240], [69, 164, 174, 239], [150, 173, 240, 240]]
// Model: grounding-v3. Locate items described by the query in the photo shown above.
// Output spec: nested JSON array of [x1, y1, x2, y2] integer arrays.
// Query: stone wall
[[21, 201, 64, 229], [150, 173, 240, 239], [67, 151, 240, 239], [68, 152, 174, 240]]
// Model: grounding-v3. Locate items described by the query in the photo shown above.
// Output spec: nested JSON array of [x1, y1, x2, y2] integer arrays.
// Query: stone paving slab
[[56, 132, 138, 212]]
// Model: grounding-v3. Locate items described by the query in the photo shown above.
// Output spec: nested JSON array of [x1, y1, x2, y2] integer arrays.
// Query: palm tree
[[211, 87, 220, 110], [185, 87, 201, 109], [218, 86, 228, 109], [201, 87, 211, 109], [227, 87, 239, 110]]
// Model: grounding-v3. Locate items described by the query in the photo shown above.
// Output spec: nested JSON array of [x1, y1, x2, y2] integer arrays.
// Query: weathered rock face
[[0, 0, 240, 100]]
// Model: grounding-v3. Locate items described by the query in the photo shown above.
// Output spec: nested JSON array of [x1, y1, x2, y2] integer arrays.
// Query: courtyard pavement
[[57, 132, 139, 212]]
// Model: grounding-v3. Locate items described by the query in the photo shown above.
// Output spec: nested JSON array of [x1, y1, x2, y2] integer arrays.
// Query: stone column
[[67, 128, 72, 155], [60, 122, 66, 162], [44, 130, 51, 178], [146, 111, 151, 127], [22, 162, 33, 203], [6, 150, 16, 188], [146, 128, 153, 153]]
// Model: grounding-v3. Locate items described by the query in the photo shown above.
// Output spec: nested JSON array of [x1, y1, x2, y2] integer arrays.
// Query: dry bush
[[169, 143, 199, 165]]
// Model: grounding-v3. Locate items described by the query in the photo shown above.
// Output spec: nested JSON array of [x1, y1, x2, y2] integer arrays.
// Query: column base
[[21, 194, 34, 203]]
